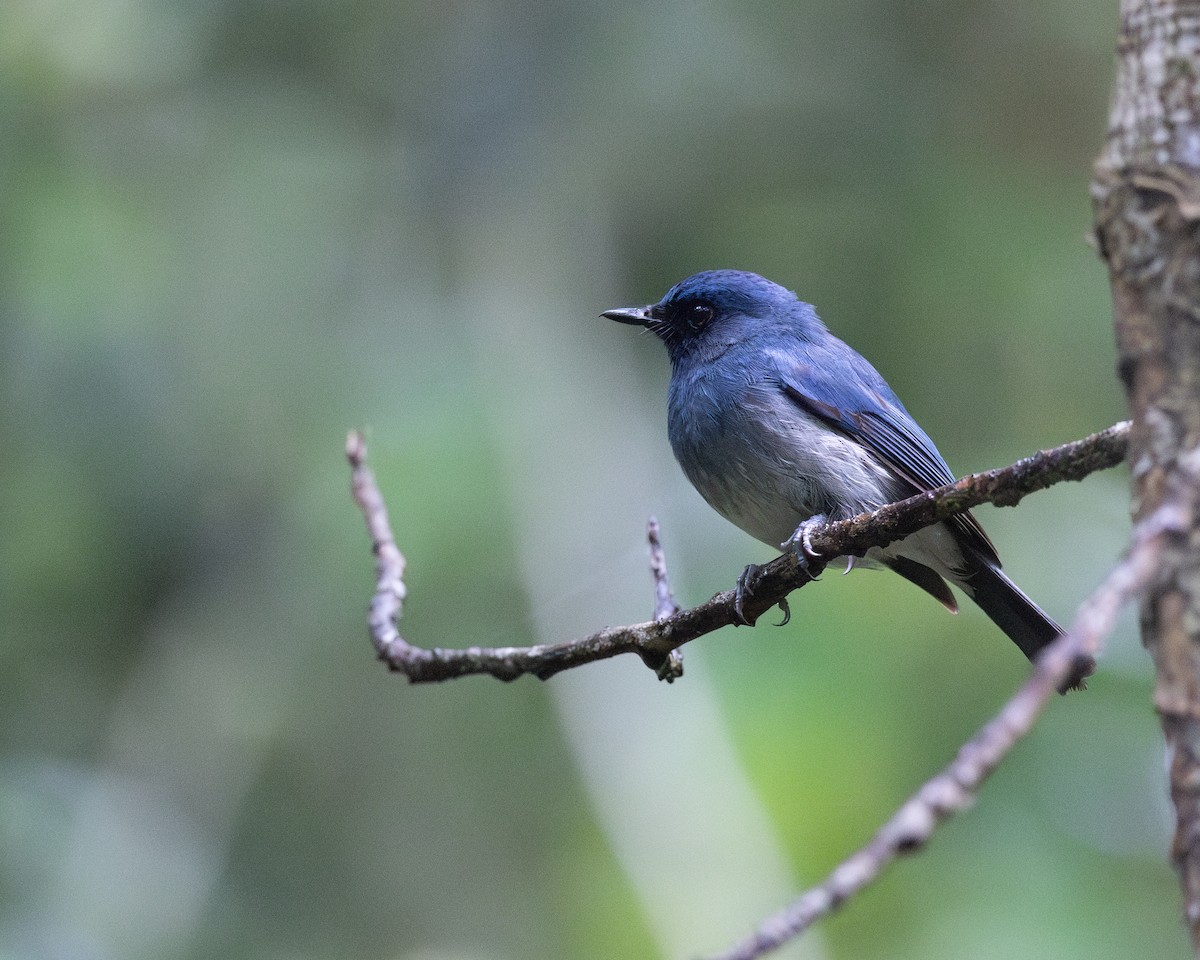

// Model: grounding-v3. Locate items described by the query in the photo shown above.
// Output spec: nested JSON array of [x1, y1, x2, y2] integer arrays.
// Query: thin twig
[[347, 430, 409, 661], [649, 516, 680, 622], [705, 496, 1184, 960], [644, 516, 684, 681], [347, 422, 1129, 684]]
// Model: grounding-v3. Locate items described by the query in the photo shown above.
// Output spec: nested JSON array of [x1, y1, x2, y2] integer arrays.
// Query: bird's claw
[[782, 514, 828, 578], [735, 564, 791, 626], [734, 563, 762, 624]]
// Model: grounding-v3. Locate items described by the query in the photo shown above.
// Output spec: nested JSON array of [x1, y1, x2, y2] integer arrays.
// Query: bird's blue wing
[[772, 342, 998, 562]]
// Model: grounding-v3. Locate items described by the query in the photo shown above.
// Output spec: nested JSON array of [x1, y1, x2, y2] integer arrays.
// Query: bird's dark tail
[[965, 560, 1095, 692]]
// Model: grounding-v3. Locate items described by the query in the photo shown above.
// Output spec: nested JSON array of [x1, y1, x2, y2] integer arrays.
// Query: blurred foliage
[[0, 1, 1172, 959]]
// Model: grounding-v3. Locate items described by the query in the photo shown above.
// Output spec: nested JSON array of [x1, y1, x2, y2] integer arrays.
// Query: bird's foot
[[734, 563, 763, 625], [782, 514, 828, 577], [735, 566, 792, 626]]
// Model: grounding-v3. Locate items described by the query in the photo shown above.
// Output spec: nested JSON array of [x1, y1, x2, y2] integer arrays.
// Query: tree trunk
[[1092, 0, 1200, 947]]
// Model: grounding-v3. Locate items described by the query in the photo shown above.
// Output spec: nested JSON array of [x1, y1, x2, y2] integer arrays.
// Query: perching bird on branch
[[604, 270, 1093, 691]]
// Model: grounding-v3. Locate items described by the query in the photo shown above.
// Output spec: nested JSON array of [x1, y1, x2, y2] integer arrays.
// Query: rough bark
[[1092, 0, 1200, 944]]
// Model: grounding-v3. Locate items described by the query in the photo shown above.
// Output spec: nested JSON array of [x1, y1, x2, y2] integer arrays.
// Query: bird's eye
[[687, 302, 714, 329]]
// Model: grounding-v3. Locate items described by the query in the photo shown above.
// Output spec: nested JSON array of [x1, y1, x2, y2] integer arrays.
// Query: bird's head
[[603, 270, 822, 365]]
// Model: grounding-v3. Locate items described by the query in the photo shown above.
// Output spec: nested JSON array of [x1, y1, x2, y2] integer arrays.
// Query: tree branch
[[347, 421, 1128, 685]]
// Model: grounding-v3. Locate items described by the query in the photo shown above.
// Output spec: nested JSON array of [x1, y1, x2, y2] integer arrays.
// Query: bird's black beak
[[602, 305, 654, 326]]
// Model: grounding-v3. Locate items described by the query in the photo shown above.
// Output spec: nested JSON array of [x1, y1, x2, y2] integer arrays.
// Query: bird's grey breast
[[667, 361, 894, 546]]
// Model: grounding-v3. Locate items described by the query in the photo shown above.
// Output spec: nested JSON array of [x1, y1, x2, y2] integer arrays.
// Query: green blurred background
[[0, 2, 1173, 959]]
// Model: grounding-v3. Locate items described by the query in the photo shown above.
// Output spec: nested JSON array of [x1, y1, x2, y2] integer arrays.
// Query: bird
[[603, 269, 1093, 691]]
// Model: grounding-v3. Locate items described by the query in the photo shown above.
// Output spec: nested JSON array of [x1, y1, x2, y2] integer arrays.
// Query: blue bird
[[604, 270, 1093, 690]]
